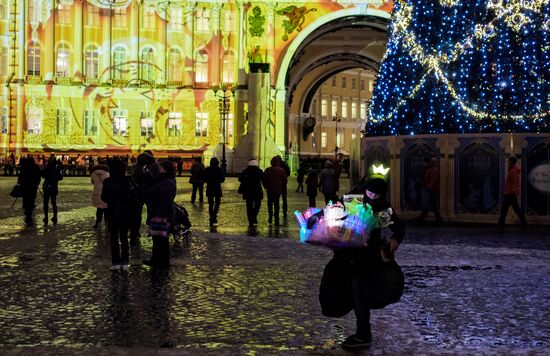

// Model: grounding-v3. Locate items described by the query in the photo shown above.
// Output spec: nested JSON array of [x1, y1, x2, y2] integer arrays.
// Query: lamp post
[[212, 83, 236, 175], [332, 115, 341, 156]]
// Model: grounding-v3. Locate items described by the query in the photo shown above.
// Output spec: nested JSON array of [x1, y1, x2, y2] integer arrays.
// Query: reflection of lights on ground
[[0, 255, 18, 267]]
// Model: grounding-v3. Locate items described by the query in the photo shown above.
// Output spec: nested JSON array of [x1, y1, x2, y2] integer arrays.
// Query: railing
[[112, 79, 129, 87], [194, 81, 210, 89], [166, 80, 184, 88], [83, 78, 100, 86], [55, 76, 72, 85], [25, 75, 42, 84]]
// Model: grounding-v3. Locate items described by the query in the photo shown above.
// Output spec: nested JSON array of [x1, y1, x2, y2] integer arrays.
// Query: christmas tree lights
[[367, 0, 550, 135]]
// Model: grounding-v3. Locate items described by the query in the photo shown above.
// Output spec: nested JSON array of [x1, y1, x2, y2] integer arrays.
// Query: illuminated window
[[0, 47, 7, 76], [112, 109, 128, 136], [56, 109, 70, 135], [351, 100, 357, 119], [222, 50, 235, 83], [87, 5, 100, 26], [84, 109, 98, 136], [143, 5, 155, 29], [168, 48, 182, 81], [140, 112, 154, 137], [113, 46, 126, 80], [27, 41, 40, 76], [321, 132, 327, 148], [57, 3, 71, 24], [168, 7, 182, 30], [168, 112, 182, 137], [331, 98, 338, 117], [351, 133, 357, 140], [141, 47, 155, 83], [56, 44, 70, 77], [331, 77, 336, 87], [27, 107, 42, 134], [342, 77, 346, 89], [85, 46, 99, 79], [195, 112, 208, 137], [360, 102, 367, 119], [369, 80, 374, 92], [342, 100, 348, 119], [321, 98, 328, 116], [360, 79, 365, 90], [1, 107, 8, 134], [195, 50, 208, 84], [227, 113, 233, 138], [351, 78, 356, 90], [28, 0, 39, 23], [223, 10, 235, 32], [197, 7, 210, 32], [113, 8, 126, 28], [337, 133, 342, 147]]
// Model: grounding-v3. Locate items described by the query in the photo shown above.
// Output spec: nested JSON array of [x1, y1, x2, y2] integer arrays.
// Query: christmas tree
[[367, 0, 550, 135]]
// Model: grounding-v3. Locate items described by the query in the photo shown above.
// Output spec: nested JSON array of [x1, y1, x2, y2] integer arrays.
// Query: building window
[[1, 107, 8, 134], [85, 45, 99, 79], [112, 109, 128, 136], [57, 3, 71, 24], [113, 8, 126, 28], [168, 48, 182, 82], [352, 78, 356, 90], [84, 109, 98, 136], [360, 79, 365, 90], [56, 44, 70, 77], [331, 98, 338, 117], [351, 133, 357, 140], [351, 100, 357, 119], [331, 77, 336, 88], [195, 112, 208, 137], [113, 46, 127, 80], [197, 7, 210, 32], [321, 98, 328, 116], [141, 112, 153, 137], [224, 10, 235, 32], [143, 5, 155, 29], [168, 7, 183, 30], [168, 112, 182, 137], [336, 133, 342, 148], [321, 132, 327, 148], [0, 47, 7, 76], [87, 5, 100, 26], [222, 50, 235, 84], [56, 109, 70, 135], [342, 100, 348, 119], [27, 107, 42, 134], [141, 47, 155, 83], [342, 77, 346, 89], [360, 102, 367, 119], [227, 113, 233, 138], [195, 50, 208, 84], [369, 80, 374, 92], [27, 41, 41, 76]]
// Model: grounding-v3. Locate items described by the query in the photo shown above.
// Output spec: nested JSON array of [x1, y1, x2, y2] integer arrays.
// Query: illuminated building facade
[[0, 0, 393, 172]]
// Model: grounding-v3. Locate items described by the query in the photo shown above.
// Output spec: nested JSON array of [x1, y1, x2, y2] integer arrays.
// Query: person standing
[[18, 156, 41, 227], [203, 157, 225, 227], [319, 160, 339, 204], [41, 155, 63, 224], [262, 156, 287, 226], [91, 161, 110, 229], [498, 156, 527, 227], [101, 160, 132, 271], [279, 156, 291, 220], [189, 156, 205, 204], [296, 164, 305, 193], [144, 160, 177, 268], [415, 157, 443, 224], [177, 158, 183, 177], [305, 168, 319, 207], [238, 159, 264, 227]]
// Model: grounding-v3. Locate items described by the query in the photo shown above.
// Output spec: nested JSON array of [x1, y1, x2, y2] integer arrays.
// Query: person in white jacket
[[91, 161, 110, 229]]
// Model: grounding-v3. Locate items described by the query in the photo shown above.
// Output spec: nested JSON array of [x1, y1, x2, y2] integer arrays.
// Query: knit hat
[[365, 175, 388, 195], [248, 159, 259, 167]]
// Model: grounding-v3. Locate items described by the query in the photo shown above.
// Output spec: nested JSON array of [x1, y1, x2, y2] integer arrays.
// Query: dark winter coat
[[305, 170, 319, 197], [262, 157, 287, 195], [18, 159, 41, 194], [203, 158, 225, 197], [189, 161, 205, 184], [147, 172, 177, 224], [132, 153, 159, 202], [239, 165, 264, 200], [41, 160, 63, 195], [319, 163, 338, 196]]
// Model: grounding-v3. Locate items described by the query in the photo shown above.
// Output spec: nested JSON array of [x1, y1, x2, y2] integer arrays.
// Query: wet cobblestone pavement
[[0, 177, 549, 355]]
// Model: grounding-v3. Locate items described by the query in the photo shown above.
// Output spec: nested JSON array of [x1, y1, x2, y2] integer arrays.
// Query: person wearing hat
[[332, 175, 405, 350]]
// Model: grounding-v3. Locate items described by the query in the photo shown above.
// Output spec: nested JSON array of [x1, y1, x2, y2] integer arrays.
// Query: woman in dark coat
[[41, 156, 63, 224], [144, 160, 176, 267], [203, 157, 225, 226], [101, 160, 132, 271], [18, 156, 41, 226], [305, 168, 319, 207], [238, 159, 264, 227]]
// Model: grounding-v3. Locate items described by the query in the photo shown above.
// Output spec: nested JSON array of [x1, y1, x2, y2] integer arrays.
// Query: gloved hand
[[306, 210, 324, 229]]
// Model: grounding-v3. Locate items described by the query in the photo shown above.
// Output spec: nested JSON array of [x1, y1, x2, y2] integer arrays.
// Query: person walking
[[189, 156, 205, 204], [144, 160, 177, 268], [498, 156, 527, 227], [101, 160, 132, 271], [305, 168, 319, 207], [415, 157, 443, 224], [203, 157, 225, 227], [279, 156, 291, 220], [91, 161, 110, 230], [41, 155, 63, 224], [18, 156, 41, 227], [238, 159, 264, 228], [262, 156, 287, 226], [296, 164, 305, 193], [319, 160, 339, 204]]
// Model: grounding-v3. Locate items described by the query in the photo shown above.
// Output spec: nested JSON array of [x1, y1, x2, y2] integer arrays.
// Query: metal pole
[[221, 95, 227, 175]]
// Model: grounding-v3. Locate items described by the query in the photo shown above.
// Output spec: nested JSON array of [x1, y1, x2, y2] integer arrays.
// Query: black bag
[[319, 258, 353, 317], [10, 184, 23, 198], [364, 259, 405, 309], [237, 182, 245, 194]]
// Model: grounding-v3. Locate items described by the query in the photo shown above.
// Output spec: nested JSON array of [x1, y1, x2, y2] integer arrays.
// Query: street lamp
[[332, 115, 341, 156], [212, 83, 236, 175]]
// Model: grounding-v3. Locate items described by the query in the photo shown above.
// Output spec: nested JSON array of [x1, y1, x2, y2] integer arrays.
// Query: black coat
[[41, 163, 63, 195], [147, 173, 177, 223], [18, 162, 41, 194], [239, 165, 264, 200], [204, 166, 225, 197], [101, 175, 132, 224]]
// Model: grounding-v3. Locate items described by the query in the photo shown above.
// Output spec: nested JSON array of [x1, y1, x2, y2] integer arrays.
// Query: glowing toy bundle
[[295, 195, 393, 249]]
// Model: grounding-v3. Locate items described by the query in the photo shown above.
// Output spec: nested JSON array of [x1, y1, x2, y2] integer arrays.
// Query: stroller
[[172, 202, 192, 243]]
